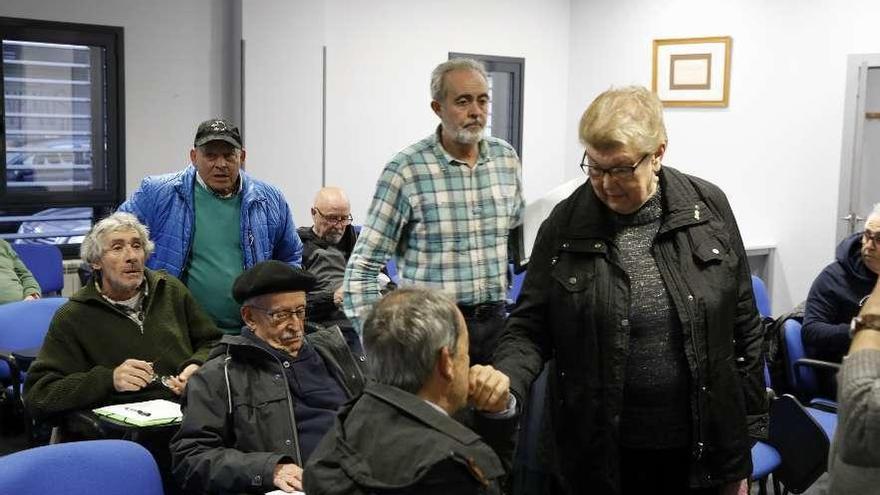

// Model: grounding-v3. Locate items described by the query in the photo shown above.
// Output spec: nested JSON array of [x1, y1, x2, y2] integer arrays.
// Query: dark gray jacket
[[493, 167, 767, 494], [304, 383, 512, 495], [170, 325, 366, 494]]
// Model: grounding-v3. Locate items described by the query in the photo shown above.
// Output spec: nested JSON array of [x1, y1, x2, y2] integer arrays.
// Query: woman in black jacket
[[493, 86, 766, 495]]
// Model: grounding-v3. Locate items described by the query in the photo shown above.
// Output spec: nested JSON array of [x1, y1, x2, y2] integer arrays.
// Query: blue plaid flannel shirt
[[343, 129, 525, 333]]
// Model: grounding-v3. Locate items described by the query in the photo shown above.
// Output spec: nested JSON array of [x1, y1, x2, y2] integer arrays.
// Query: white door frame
[[838, 54, 880, 241]]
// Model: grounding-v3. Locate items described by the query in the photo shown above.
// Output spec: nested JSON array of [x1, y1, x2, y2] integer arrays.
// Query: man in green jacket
[[24, 212, 221, 421]]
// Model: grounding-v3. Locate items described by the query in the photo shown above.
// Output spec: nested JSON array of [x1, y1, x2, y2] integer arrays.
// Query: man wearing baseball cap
[[119, 118, 304, 334], [170, 260, 367, 494]]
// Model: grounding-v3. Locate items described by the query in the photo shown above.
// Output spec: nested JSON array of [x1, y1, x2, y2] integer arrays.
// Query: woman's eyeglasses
[[579, 150, 649, 180]]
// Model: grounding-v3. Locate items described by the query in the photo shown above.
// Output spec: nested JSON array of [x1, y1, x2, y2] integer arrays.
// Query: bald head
[[311, 186, 352, 244]]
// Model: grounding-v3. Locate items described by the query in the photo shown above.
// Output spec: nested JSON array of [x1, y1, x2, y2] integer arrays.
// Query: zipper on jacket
[[656, 242, 706, 460], [225, 342, 303, 465]]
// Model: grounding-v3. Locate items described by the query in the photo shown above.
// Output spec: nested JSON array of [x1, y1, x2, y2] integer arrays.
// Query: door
[[838, 54, 880, 241]]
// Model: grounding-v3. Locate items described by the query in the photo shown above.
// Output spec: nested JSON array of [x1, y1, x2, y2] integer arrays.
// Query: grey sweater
[[828, 348, 880, 494]]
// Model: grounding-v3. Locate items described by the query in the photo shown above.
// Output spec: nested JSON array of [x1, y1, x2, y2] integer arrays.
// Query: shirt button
[[568, 276, 577, 285], [562, 242, 570, 248], [253, 475, 262, 485], [359, 355, 366, 362], [711, 248, 720, 254], [282, 361, 290, 368], [594, 242, 603, 249], [285, 439, 292, 446], [687, 295, 694, 302]]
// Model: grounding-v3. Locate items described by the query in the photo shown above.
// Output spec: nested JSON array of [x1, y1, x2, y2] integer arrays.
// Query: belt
[[457, 301, 506, 320]]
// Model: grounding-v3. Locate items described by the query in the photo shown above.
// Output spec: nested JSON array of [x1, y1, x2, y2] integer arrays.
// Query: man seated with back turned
[[171, 260, 367, 494], [24, 212, 221, 424], [305, 287, 516, 495], [804, 204, 880, 364], [119, 118, 303, 334]]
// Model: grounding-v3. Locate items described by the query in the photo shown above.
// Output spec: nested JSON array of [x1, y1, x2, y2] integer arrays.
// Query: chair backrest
[[384, 257, 399, 284], [751, 275, 771, 318], [0, 439, 163, 495], [783, 318, 820, 399], [767, 394, 831, 493], [507, 263, 526, 307], [10, 243, 64, 295], [0, 297, 67, 381]]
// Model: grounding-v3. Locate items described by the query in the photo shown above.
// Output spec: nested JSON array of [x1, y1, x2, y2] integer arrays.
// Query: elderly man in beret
[[170, 260, 367, 494]]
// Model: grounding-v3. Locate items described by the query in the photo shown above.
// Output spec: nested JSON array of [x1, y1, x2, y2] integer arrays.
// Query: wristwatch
[[850, 314, 880, 338]]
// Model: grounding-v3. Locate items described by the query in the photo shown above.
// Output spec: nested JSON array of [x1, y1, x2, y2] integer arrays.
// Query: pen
[[124, 406, 152, 417]]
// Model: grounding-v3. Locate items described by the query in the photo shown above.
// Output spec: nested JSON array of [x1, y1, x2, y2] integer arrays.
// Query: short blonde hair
[[579, 86, 667, 155]]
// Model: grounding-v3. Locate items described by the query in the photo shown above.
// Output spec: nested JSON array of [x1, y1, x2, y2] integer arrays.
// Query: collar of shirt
[[194, 169, 242, 198], [433, 125, 490, 168], [422, 398, 449, 416]]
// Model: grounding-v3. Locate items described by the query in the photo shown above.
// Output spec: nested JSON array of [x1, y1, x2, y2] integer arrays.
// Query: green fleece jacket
[[24, 269, 221, 419], [0, 239, 41, 303]]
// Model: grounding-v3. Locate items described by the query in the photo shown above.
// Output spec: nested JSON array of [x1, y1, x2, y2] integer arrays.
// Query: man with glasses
[[343, 58, 525, 364], [171, 260, 366, 494], [804, 203, 880, 364], [297, 187, 358, 325], [119, 118, 303, 335]]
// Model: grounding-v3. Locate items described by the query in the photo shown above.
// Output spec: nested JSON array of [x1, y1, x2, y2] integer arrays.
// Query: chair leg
[[772, 474, 782, 495], [757, 477, 767, 495]]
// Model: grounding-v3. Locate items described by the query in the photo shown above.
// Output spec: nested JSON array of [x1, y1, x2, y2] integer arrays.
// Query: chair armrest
[[794, 358, 841, 373], [11, 346, 41, 372], [0, 349, 24, 407]]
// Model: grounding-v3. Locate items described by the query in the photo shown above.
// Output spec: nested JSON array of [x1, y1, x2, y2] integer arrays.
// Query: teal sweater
[[0, 239, 41, 304], [24, 269, 221, 419]]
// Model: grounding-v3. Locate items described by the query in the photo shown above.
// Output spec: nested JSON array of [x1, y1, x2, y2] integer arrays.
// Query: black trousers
[[620, 446, 730, 495], [462, 308, 506, 365]]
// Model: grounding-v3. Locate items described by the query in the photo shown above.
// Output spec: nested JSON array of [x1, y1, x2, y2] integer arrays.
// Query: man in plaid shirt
[[343, 58, 525, 364]]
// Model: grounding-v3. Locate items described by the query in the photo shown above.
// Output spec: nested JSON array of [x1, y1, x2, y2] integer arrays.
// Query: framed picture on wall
[[652, 36, 732, 107]]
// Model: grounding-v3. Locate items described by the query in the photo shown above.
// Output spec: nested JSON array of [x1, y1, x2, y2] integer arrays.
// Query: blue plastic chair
[[0, 297, 68, 421], [11, 243, 64, 295], [384, 257, 399, 284], [0, 439, 163, 495], [506, 263, 526, 311], [751, 275, 772, 318], [783, 319, 839, 411]]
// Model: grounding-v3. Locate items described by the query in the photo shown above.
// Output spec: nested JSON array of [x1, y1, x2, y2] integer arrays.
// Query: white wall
[[243, 0, 571, 224], [0, 0, 240, 195], [566, 0, 880, 312]]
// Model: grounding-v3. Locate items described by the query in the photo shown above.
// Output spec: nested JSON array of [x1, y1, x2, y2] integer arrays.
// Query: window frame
[[0, 16, 125, 210]]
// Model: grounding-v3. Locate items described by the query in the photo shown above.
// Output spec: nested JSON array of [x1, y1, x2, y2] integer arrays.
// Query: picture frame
[[652, 36, 732, 107]]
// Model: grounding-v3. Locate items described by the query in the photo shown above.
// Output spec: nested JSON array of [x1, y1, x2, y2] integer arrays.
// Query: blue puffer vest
[[118, 165, 303, 276]]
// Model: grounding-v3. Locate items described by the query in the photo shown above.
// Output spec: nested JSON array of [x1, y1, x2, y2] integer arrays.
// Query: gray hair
[[430, 58, 488, 102], [869, 203, 880, 223], [81, 212, 155, 265], [363, 287, 462, 394]]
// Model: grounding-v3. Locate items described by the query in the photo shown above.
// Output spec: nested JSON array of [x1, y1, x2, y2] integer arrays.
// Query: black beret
[[232, 260, 317, 303]]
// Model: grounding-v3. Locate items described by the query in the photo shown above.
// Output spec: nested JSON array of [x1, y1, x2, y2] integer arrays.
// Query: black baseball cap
[[193, 118, 243, 148]]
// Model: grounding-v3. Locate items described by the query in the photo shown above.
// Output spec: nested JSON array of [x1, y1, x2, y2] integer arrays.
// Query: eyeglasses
[[313, 207, 353, 226], [579, 151, 649, 180], [250, 306, 307, 325], [863, 229, 880, 245]]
